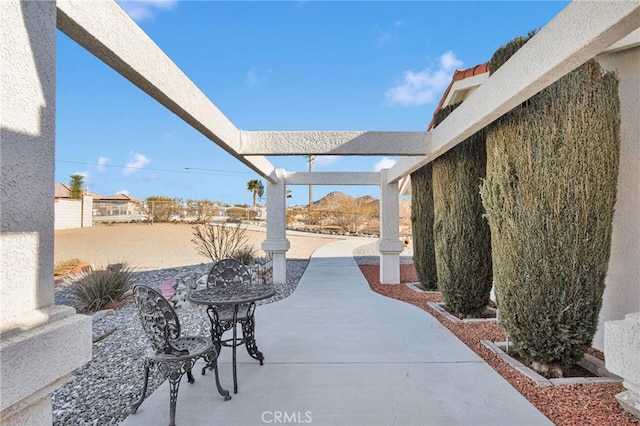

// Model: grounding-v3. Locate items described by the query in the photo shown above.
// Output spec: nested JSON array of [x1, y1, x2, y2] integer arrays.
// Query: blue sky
[[55, 0, 568, 207]]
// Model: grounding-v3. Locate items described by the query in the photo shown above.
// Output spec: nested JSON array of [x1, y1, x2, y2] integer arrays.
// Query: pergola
[[1, 1, 638, 424], [53, 0, 640, 285]]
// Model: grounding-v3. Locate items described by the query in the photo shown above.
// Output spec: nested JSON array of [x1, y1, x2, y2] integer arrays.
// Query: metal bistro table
[[188, 285, 275, 394]]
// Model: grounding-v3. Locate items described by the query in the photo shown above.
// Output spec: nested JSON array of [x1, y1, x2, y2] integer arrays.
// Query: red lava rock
[[103, 300, 124, 310]]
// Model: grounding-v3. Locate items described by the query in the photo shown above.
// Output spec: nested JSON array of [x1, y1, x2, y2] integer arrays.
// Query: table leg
[[232, 303, 238, 394]]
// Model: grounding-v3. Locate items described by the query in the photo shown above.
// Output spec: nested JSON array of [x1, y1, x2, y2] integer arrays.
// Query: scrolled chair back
[[207, 258, 252, 289], [133, 285, 182, 355]]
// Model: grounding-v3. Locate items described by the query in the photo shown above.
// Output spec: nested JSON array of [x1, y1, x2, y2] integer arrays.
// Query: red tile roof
[[427, 62, 490, 130]]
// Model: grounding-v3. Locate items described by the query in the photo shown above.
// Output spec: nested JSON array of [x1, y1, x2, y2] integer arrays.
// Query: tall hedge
[[410, 164, 437, 290], [432, 104, 493, 317], [480, 36, 620, 375]]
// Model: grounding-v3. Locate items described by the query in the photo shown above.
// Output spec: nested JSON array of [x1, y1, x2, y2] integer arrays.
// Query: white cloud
[[122, 153, 150, 176], [312, 156, 342, 169], [245, 67, 272, 86], [97, 156, 109, 172], [117, 0, 177, 22], [385, 51, 463, 106], [373, 157, 397, 172], [116, 189, 130, 195], [246, 68, 258, 86], [440, 51, 461, 71]]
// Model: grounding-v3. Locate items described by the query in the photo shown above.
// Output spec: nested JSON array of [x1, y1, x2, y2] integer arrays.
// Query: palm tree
[[69, 174, 84, 199], [247, 179, 260, 207]]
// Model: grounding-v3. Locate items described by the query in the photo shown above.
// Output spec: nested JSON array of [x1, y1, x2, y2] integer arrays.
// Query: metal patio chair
[[130, 285, 230, 426], [205, 258, 266, 368]]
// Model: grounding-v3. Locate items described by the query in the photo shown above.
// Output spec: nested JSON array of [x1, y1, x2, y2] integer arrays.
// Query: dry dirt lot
[[54, 223, 343, 271]]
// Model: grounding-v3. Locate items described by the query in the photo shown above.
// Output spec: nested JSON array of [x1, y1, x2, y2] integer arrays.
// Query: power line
[[57, 160, 254, 176]]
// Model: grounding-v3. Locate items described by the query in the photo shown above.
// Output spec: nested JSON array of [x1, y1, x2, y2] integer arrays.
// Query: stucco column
[[378, 170, 403, 284], [605, 313, 640, 419], [261, 168, 290, 284], [0, 1, 92, 424]]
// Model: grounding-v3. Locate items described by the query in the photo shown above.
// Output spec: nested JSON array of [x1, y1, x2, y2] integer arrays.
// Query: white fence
[[54, 196, 93, 230]]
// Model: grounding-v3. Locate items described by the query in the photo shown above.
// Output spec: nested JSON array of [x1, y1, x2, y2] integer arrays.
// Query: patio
[[2, 1, 639, 424], [122, 239, 552, 425]]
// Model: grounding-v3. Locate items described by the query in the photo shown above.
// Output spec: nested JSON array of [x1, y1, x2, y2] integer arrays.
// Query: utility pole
[[304, 155, 315, 210]]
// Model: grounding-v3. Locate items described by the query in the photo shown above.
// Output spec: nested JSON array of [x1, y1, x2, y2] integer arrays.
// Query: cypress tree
[[480, 36, 620, 376], [410, 164, 437, 290], [432, 104, 493, 317]]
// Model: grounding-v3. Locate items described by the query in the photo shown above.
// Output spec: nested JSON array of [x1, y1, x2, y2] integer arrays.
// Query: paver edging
[[481, 340, 623, 387], [428, 301, 497, 324]]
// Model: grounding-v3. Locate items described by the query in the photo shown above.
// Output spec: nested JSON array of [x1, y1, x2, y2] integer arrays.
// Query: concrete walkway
[[122, 239, 552, 426]]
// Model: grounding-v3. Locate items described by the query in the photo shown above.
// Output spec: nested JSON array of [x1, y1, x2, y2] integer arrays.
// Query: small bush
[[192, 222, 256, 263], [74, 263, 133, 312], [233, 246, 257, 266], [54, 258, 84, 278]]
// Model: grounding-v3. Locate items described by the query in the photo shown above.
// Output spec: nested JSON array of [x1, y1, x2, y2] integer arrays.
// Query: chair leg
[[242, 315, 264, 365], [212, 357, 232, 401], [130, 359, 152, 414], [186, 369, 195, 384], [168, 372, 183, 426], [201, 350, 231, 400]]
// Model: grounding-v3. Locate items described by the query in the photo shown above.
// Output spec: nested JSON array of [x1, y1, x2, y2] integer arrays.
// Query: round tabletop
[[188, 285, 276, 306]]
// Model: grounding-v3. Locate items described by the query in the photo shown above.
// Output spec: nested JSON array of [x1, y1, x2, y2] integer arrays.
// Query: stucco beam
[[56, 0, 275, 181], [241, 131, 428, 156], [284, 172, 380, 186], [387, 1, 640, 183]]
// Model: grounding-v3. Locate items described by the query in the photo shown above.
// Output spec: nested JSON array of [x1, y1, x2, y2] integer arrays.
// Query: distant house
[[54, 182, 99, 199], [92, 193, 146, 223], [54, 183, 146, 226]]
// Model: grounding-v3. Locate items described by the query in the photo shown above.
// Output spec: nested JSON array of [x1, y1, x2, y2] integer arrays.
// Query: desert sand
[[54, 223, 349, 271]]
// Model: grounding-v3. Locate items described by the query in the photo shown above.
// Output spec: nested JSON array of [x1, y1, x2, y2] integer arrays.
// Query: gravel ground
[[356, 262, 639, 426], [52, 260, 309, 426]]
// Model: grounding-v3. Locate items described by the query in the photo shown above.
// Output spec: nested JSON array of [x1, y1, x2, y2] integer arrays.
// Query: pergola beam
[[241, 131, 428, 156], [56, 0, 277, 183], [284, 172, 380, 186], [387, 1, 640, 183]]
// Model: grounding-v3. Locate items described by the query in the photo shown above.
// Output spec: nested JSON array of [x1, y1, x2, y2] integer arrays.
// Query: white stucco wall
[[54, 200, 81, 230], [593, 45, 640, 351], [54, 196, 93, 230], [1, 0, 56, 309], [82, 195, 93, 227], [1, 1, 92, 423]]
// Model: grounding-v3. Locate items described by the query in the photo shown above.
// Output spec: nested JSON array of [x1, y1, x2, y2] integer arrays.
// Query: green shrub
[[432, 104, 493, 317], [480, 38, 620, 375], [410, 164, 437, 290], [226, 206, 246, 220], [233, 246, 257, 266], [74, 263, 133, 312]]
